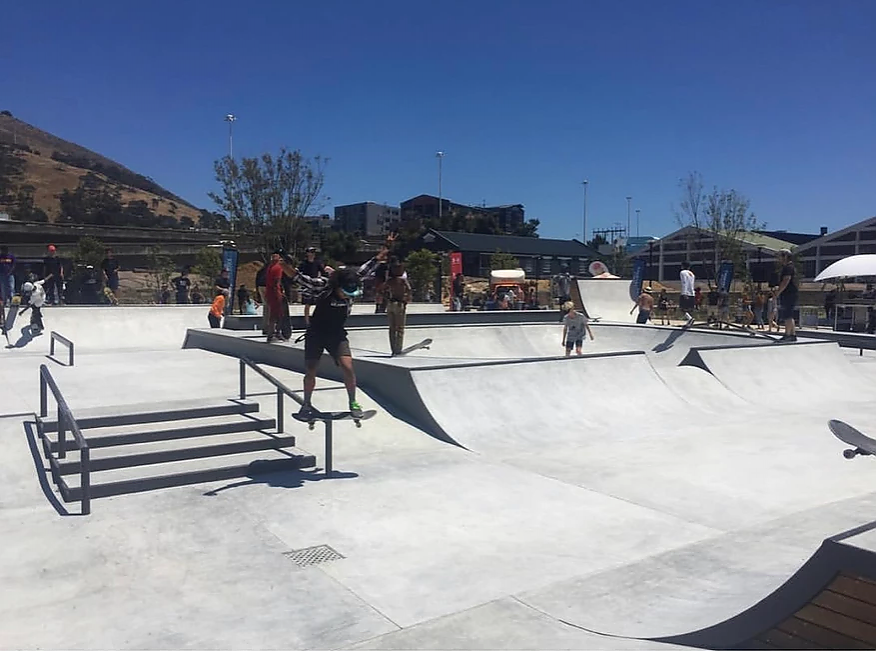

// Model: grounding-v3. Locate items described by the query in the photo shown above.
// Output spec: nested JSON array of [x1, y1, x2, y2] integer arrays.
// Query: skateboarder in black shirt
[[288, 248, 387, 420]]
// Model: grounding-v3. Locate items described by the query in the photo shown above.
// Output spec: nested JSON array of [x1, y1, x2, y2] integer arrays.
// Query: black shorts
[[679, 295, 695, 311], [565, 339, 583, 350], [778, 299, 796, 322], [636, 310, 651, 324], [304, 331, 352, 362]]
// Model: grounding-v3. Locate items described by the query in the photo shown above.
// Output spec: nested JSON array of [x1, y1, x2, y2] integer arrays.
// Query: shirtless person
[[630, 287, 654, 324], [561, 301, 594, 356], [384, 258, 412, 355]]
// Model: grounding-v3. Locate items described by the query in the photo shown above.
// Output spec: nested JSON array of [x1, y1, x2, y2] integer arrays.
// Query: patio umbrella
[[814, 254, 876, 282]]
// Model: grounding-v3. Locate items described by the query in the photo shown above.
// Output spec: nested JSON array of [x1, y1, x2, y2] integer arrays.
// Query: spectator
[[452, 273, 465, 312], [43, 244, 64, 305], [208, 289, 228, 328], [101, 249, 120, 298], [172, 269, 191, 304], [553, 265, 572, 316], [630, 287, 654, 324], [679, 261, 695, 323], [775, 249, 798, 342], [191, 284, 204, 304], [236, 284, 250, 314], [215, 269, 231, 294], [694, 286, 703, 310], [0, 245, 15, 308], [298, 246, 325, 325]]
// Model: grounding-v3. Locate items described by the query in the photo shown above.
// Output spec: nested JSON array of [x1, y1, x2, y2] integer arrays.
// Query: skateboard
[[293, 409, 377, 430], [828, 419, 876, 459], [397, 338, 433, 356]]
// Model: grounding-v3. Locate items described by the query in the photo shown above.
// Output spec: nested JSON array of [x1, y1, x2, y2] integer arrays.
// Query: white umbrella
[[814, 254, 876, 281]]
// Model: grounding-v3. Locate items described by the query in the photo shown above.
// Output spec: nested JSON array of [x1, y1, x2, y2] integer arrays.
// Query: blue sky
[[2, 0, 874, 240]]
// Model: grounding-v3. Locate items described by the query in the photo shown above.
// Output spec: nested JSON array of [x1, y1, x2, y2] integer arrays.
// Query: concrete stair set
[[35, 398, 315, 503]]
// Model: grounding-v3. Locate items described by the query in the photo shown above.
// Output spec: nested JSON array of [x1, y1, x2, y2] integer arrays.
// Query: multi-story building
[[334, 202, 398, 236], [400, 195, 525, 234]]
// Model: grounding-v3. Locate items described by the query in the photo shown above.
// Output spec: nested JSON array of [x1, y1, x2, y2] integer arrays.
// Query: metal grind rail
[[49, 331, 74, 366], [238, 357, 336, 476], [37, 364, 90, 515]]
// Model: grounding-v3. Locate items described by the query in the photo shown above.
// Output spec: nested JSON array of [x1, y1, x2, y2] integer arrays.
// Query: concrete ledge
[[223, 310, 563, 331], [798, 328, 876, 351]]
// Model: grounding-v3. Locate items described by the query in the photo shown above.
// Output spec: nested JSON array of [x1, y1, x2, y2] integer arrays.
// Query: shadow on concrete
[[651, 327, 685, 354], [9, 325, 40, 349], [202, 467, 358, 496], [23, 420, 71, 517]]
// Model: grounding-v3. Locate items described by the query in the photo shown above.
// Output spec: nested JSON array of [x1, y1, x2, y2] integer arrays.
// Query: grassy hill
[[0, 111, 202, 225]]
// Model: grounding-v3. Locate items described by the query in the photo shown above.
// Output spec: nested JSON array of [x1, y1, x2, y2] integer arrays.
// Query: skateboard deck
[[829, 419, 876, 458], [397, 338, 432, 356], [293, 409, 377, 430]]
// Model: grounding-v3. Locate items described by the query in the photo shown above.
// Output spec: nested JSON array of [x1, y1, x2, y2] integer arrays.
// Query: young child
[[561, 301, 594, 356], [19, 277, 49, 334], [208, 288, 228, 328]]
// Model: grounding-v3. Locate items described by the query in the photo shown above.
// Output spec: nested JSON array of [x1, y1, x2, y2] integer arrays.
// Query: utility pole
[[635, 208, 641, 237], [582, 180, 589, 244], [224, 114, 236, 159], [436, 151, 445, 220], [625, 196, 632, 239]]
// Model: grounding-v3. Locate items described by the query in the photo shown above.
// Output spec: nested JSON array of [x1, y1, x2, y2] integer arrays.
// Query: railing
[[39, 364, 90, 515], [238, 357, 335, 476], [49, 331, 74, 366]]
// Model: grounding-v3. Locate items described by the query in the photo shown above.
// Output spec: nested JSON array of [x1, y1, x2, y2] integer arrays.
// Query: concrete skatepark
[[3, 282, 876, 650]]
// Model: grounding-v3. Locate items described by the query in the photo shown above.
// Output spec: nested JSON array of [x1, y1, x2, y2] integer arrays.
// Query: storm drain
[[284, 544, 345, 567]]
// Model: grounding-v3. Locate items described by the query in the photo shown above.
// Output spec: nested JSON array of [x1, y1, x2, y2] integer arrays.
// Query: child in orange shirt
[[208, 289, 228, 328]]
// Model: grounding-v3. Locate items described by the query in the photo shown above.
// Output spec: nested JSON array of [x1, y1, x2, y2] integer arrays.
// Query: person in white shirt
[[20, 278, 48, 334], [679, 261, 696, 323]]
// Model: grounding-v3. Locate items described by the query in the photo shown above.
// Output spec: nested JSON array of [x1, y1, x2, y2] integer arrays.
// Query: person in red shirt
[[265, 251, 289, 343]]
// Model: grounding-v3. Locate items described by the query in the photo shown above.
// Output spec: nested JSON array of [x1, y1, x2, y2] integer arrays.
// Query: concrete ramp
[[683, 341, 876, 408], [577, 279, 636, 322]]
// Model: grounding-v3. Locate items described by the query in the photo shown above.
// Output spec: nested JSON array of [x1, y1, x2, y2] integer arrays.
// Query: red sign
[[449, 252, 463, 278]]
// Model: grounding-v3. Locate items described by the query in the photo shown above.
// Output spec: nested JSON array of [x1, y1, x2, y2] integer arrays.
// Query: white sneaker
[[684, 312, 693, 322]]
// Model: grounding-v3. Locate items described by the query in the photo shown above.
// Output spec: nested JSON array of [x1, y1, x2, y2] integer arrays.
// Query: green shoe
[[349, 401, 364, 419]]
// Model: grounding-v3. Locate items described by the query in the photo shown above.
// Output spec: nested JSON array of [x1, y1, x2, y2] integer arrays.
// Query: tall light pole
[[436, 151, 445, 220], [224, 114, 236, 159], [625, 196, 632, 239], [582, 180, 589, 244], [635, 208, 641, 237]]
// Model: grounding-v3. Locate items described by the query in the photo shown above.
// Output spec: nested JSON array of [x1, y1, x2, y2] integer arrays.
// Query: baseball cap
[[47, 244, 56, 252]]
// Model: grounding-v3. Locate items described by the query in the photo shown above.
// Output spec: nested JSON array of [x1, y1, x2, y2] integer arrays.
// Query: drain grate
[[284, 544, 345, 567]]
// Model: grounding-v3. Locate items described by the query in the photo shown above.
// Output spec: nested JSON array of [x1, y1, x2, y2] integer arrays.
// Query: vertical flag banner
[[449, 251, 463, 279], [718, 261, 734, 293], [629, 257, 646, 301], [221, 246, 239, 315]]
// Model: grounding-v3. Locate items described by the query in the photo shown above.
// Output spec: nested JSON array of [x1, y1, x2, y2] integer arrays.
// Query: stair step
[[53, 433, 298, 474], [60, 449, 317, 501], [40, 399, 260, 432], [46, 417, 276, 452]]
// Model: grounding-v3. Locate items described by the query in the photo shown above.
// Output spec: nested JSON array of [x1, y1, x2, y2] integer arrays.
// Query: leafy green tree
[[490, 250, 519, 271], [194, 247, 222, 281], [512, 219, 540, 237], [209, 147, 327, 258], [405, 249, 438, 301], [76, 236, 107, 267], [146, 245, 175, 301]]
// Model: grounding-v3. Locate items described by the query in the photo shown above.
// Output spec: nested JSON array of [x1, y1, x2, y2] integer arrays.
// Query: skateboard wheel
[[844, 449, 856, 459]]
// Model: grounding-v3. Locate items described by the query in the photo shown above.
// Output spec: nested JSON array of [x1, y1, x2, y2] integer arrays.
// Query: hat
[[305, 246, 317, 253], [643, 287, 652, 293]]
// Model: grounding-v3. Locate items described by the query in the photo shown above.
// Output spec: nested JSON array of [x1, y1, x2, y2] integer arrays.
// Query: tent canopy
[[814, 254, 876, 282]]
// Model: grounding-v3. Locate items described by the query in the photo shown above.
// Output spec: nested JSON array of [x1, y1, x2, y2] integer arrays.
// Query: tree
[[675, 171, 764, 280], [193, 247, 222, 281], [146, 245, 175, 302], [76, 236, 106, 268], [209, 148, 328, 257], [490, 250, 519, 271], [512, 219, 540, 238], [318, 229, 358, 264], [405, 249, 438, 301]]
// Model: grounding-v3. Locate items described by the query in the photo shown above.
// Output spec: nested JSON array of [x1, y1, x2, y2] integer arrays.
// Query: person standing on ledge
[[775, 249, 798, 342], [679, 261, 696, 324]]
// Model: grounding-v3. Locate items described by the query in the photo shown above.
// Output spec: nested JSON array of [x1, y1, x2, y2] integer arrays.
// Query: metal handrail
[[39, 364, 90, 515], [49, 331, 74, 366], [238, 357, 335, 476]]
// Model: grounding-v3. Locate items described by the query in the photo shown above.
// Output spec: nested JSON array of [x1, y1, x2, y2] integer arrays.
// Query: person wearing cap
[[775, 249, 798, 341], [630, 286, 654, 324], [561, 300, 594, 356], [298, 246, 325, 326], [43, 244, 64, 305], [287, 245, 389, 420]]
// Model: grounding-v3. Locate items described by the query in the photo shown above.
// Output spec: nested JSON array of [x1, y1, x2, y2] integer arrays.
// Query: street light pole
[[224, 114, 236, 159], [626, 196, 632, 239], [635, 208, 641, 237], [582, 180, 589, 244], [436, 151, 445, 220]]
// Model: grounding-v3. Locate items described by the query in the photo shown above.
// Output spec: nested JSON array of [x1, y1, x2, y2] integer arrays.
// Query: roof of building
[[793, 216, 876, 254], [631, 225, 796, 256], [427, 229, 598, 257], [754, 230, 820, 246]]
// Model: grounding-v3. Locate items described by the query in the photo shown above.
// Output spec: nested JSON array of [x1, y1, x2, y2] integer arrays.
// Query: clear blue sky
[[3, 0, 874, 240]]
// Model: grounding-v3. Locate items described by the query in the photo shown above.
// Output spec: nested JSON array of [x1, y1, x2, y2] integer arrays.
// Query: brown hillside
[[0, 112, 201, 221]]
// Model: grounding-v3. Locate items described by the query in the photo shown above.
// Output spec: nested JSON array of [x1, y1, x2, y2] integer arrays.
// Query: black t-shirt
[[255, 265, 267, 288], [101, 258, 119, 278], [298, 259, 325, 278], [215, 276, 230, 290], [780, 263, 797, 300], [44, 256, 62, 275], [309, 293, 352, 337], [173, 275, 191, 295]]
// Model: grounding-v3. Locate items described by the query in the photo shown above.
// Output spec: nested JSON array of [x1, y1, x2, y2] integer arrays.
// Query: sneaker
[[297, 404, 317, 420], [684, 312, 693, 322], [349, 401, 364, 419]]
